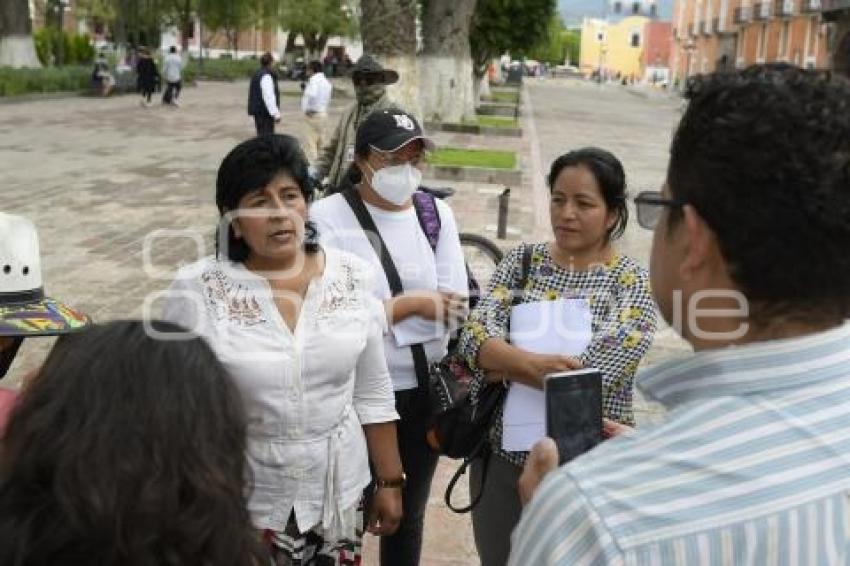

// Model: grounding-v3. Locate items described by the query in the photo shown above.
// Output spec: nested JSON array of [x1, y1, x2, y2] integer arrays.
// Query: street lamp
[[596, 26, 608, 83], [54, 0, 71, 66], [684, 37, 696, 81]]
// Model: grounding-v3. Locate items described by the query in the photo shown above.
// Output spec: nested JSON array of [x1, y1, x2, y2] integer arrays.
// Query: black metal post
[[497, 188, 511, 239]]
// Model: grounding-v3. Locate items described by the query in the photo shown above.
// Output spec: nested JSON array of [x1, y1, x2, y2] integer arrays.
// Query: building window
[[631, 32, 641, 47], [807, 16, 817, 57], [737, 28, 746, 59], [633, 2, 641, 13], [757, 24, 767, 61], [650, 4, 658, 16], [614, 1, 622, 13], [779, 20, 790, 59]]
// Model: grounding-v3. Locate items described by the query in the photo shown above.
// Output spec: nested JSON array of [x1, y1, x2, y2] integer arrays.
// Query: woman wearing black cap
[[310, 108, 469, 566]]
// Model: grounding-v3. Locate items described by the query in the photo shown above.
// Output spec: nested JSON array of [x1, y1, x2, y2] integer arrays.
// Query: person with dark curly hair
[[456, 147, 657, 566], [163, 134, 403, 565], [511, 64, 850, 564], [0, 320, 266, 566]]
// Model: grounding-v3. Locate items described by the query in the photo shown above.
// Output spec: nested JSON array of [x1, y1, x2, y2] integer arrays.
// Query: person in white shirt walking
[[161, 46, 183, 107], [248, 52, 281, 137], [163, 134, 403, 564], [301, 60, 333, 163]]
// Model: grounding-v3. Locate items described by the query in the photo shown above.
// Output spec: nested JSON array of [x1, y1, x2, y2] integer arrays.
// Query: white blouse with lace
[[162, 247, 398, 540]]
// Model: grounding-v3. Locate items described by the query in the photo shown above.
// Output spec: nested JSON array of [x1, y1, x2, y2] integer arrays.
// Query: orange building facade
[[671, 0, 833, 81]]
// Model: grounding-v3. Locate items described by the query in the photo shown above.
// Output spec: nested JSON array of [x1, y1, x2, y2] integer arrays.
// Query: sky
[[559, 0, 674, 27]]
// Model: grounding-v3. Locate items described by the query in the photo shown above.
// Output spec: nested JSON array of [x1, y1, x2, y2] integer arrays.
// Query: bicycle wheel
[[460, 233, 504, 288]]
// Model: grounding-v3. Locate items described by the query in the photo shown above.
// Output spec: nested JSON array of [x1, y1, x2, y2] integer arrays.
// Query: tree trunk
[[420, 0, 477, 123], [473, 70, 490, 103], [178, 0, 193, 52], [360, 0, 420, 119], [0, 0, 41, 68]]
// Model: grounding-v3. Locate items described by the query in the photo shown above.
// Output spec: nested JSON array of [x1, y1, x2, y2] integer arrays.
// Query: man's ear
[[679, 204, 716, 281]]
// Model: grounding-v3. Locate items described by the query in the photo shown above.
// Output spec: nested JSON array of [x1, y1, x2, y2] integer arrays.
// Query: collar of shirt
[[638, 320, 850, 408]]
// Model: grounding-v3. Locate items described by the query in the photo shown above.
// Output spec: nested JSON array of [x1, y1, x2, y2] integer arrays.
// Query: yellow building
[[581, 15, 652, 79]]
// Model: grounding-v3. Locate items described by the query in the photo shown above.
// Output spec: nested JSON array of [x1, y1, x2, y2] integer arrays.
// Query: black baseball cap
[[355, 108, 436, 155]]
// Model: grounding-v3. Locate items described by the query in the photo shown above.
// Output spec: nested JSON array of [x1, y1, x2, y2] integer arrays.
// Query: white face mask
[[369, 163, 422, 205]]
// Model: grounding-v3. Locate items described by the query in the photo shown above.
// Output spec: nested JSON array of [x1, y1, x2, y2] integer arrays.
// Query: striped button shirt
[[509, 322, 850, 565]]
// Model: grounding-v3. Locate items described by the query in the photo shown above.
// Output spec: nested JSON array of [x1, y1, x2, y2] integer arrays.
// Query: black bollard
[[497, 188, 511, 239]]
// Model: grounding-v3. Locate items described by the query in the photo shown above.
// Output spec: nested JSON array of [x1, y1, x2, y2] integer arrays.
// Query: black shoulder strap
[[342, 188, 403, 295], [342, 188, 431, 394]]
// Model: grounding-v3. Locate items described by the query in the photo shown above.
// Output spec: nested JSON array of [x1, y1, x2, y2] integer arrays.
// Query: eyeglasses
[[633, 191, 684, 230], [370, 147, 429, 168]]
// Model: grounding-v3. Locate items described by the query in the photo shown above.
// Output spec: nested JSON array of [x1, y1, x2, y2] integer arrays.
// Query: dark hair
[[0, 320, 266, 566], [215, 134, 319, 261], [308, 60, 322, 73], [260, 52, 273, 67], [547, 147, 629, 241], [169, 46, 176, 53], [668, 64, 850, 321]]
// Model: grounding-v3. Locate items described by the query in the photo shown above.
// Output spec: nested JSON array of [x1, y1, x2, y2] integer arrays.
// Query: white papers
[[502, 299, 592, 452]]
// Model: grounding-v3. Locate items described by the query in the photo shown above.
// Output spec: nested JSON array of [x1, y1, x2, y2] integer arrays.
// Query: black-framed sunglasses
[[633, 191, 684, 230]]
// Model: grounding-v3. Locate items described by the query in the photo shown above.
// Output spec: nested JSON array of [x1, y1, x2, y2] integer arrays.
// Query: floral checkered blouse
[[457, 242, 658, 466]]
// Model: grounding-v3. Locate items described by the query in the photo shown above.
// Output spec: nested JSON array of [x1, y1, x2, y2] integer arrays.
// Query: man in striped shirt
[[509, 65, 850, 565]]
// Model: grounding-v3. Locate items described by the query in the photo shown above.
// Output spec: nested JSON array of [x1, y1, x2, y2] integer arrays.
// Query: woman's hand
[[414, 290, 468, 325], [520, 352, 583, 387], [367, 487, 403, 536], [387, 291, 468, 326]]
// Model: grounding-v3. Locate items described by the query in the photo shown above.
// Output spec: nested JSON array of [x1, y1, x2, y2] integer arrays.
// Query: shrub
[[33, 29, 95, 66], [0, 66, 91, 97]]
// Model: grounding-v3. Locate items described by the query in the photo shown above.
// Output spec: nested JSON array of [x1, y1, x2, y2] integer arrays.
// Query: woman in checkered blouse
[[456, 147, 658, 566]]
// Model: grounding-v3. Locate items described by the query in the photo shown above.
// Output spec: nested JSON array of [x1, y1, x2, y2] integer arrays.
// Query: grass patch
[[430, 148, 517, 170], [183, 57, 258, 82], [482, 90, 520, 103], [465, 116, 519, 128]]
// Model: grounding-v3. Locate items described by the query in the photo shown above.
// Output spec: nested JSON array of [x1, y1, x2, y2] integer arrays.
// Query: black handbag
[[426, 244, 532, 513]]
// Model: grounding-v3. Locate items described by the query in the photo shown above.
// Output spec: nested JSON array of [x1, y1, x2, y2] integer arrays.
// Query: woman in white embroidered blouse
[[162, 135, 403, 565]]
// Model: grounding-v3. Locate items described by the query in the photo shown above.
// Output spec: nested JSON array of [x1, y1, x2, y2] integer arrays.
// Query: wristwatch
[[374, 473, 407, 490]]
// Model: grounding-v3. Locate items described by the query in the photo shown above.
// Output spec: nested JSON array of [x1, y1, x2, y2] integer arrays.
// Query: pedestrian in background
[[162, 46, 183, 107], [248, 52, 281, 136], [136, 47, 159, 108], [301, 60, 333, 163]]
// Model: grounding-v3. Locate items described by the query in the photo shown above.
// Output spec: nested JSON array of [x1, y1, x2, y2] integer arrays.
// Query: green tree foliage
[[201, 0, 253, 54], [469, 0, 555, 75], [74, 0, 116, 23], [279, 0, 357, 59], [526, 16, 581, 65]]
